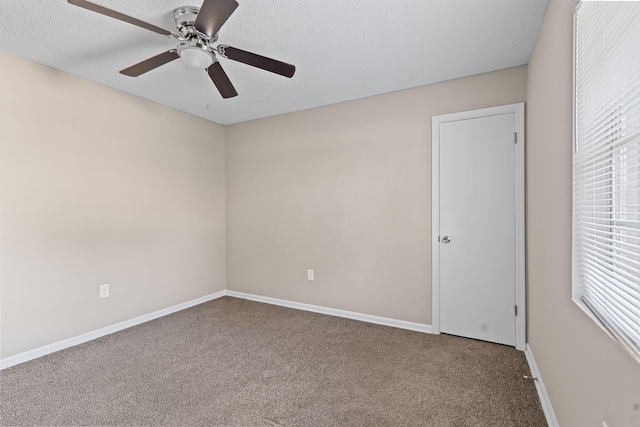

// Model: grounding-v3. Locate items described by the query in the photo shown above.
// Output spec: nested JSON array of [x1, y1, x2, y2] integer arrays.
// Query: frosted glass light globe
[[180, 47, 214, 69]]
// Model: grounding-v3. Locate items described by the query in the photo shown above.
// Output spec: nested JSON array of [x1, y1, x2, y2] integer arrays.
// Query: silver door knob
[[441, 236, 451, 243]]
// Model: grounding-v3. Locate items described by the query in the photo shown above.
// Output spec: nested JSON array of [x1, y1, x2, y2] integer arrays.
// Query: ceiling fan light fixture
[[68, 0, 295, 100], [178, 44, 215, 69]]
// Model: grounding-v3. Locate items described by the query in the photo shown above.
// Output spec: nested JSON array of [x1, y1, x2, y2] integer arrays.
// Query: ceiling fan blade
[[207, 61, 238, 98], [120, 50, 180, 77], [67, 0, 177, 37], [194, 0, 239, 39], [219, 45, 295, 78]]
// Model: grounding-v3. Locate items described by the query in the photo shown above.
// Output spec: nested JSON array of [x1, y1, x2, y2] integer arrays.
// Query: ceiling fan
[[67, 0, 296, 99]]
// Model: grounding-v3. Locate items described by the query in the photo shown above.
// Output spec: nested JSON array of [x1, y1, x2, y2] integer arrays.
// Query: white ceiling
[[0, 0, 547, 125]]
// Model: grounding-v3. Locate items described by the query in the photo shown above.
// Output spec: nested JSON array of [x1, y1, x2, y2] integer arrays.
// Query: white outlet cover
[[99, 284, 110, 298], [307, 270, 314, 281]]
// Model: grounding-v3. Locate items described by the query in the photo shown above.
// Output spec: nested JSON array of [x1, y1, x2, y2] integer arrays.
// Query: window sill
[[572, 296, 640, 365]]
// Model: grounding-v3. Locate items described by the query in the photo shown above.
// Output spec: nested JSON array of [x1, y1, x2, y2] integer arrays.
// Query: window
[[572, 1, 640, 362]]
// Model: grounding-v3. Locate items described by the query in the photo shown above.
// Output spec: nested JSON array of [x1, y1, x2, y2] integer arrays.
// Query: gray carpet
[[1, 296, 546, 426]]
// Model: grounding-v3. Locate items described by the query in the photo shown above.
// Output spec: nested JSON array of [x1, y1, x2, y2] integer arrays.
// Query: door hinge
[[514, 132, 518, 144], [515, 305, 518, 316]]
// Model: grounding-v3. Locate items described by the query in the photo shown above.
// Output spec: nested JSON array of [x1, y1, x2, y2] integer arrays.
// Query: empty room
[[1, 0, 639, 426]]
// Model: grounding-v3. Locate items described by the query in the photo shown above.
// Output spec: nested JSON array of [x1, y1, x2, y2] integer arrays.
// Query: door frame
[[431, 102, 525, 351]]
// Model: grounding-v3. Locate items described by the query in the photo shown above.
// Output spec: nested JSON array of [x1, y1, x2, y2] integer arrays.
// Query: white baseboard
[[2, 289, 432, 370], [524, 344, 559, 427], [226, 290, 432, 334], [0, 290, 227, 370]]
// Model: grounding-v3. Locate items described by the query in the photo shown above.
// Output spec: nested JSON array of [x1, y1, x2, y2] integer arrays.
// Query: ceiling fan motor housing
[[174, 6, 218, 69], [174, 6, 199, 33], [174, 6, 218, 41]]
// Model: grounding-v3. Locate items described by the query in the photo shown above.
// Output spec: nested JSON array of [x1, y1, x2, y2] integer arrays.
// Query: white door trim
[[431, 102, 526, 351]]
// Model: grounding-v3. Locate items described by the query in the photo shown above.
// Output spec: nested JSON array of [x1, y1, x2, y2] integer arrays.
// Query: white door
[[438, 112, 517, 346]]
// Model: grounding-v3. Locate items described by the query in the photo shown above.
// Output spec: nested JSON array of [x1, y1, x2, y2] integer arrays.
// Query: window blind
[[573, 1, 640, 360]]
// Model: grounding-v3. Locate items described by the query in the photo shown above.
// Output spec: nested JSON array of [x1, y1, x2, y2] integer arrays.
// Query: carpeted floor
[[0, 296, 546, 426]]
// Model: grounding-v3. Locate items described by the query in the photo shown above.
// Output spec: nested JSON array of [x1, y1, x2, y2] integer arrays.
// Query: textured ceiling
[[0, 0, 547, 125]]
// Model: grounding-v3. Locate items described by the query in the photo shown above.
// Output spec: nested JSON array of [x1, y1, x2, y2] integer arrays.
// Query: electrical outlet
[[307, 270, 314, 281], [99, 284, 110, 299]]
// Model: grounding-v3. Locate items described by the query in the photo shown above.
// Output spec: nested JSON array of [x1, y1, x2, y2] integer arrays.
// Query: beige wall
[[526, 1, 640, 426], [226, 67, 527, 324], [0, 52, 227, 358], [4, 8, 639, 424]]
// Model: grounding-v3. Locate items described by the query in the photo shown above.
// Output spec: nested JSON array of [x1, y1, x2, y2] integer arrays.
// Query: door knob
[[441, 236, 451, 243]]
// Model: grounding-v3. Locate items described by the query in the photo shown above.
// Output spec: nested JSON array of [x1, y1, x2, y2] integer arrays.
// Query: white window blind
[[573, 1, 640, 361]]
